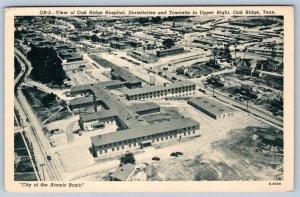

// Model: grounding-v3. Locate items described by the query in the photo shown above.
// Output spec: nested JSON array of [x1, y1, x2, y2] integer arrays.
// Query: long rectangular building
[[124, 81, 196, 100], [58, 49, 86, 71], [188, 97, 235, 120], [156, 47, 185, 57], [128, 102, 160, 115], [90, 117, 200, 157], [70, 80, 125, 95]]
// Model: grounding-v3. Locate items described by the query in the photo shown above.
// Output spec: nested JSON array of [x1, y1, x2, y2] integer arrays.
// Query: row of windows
[[98, 130, 197, 154], [130, 87, 195, 98], [192, 105, 218, 119], [137, 108, 160, 115], [63, 62, 85, 68], [132, 89, 194, 97], [129, 93, 195, 100], [99, 143, 138, 154], [129, 92, 195, 100], [158, 49, 184, 56]]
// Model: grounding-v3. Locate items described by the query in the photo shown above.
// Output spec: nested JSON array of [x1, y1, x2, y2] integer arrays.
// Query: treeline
[[27, 46, 67, 86], [135, 16, 191, 25]]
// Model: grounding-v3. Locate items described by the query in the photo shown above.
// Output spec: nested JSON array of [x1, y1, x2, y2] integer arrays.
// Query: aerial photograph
[[14, 15, 284, 182]]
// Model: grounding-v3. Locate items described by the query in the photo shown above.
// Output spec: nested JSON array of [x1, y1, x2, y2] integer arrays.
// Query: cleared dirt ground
[[145, 126, 283, 181]]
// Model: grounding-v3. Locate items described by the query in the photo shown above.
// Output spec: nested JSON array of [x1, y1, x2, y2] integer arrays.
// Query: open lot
[[22, 87, 72, 124], [68, 71, 96, 86], [146, 126, 282, 181]]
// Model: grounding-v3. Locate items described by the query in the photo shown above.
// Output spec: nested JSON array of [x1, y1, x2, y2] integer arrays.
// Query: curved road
[[14, 48, 63, 181]]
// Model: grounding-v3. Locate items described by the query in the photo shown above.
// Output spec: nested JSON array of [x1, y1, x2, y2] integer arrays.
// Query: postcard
[[4, 6, 294, 192]]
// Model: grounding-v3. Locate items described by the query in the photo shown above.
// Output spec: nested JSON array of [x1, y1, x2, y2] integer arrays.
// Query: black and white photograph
[[5, 6, 294, 192]]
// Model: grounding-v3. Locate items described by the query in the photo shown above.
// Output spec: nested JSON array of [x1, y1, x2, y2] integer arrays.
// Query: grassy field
[[14, 132, 38, 181], [46, 106, 73, 123], [89, 54, 115, 68], [22, 87, 72, 124]]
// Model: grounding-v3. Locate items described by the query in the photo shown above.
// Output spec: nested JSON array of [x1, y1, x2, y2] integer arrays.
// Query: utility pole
[[246, 92, 249, 111], [212, 81, 215, 97], [150, 75, 155, 86], [40, 163, 45, 181], [271, 41, 276, 60], [234, 45, 237, 63], [92, 92, 97, 112]]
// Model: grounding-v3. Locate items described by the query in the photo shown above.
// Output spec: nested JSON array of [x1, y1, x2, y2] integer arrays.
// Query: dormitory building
[[68, 80, 200, 157], [124, 81, 196, 100]]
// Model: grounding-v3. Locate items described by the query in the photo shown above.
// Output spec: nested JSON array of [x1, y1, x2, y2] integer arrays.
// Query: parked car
[[152, 156, 160, 161], [170, 152, 178, 157], [176, 152, 184, 156]]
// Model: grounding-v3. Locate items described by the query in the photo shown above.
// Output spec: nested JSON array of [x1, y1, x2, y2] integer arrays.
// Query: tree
[[86, 20, 95, 28], [41, 93, 56, 106], [14, 57, 21, 79], [15, 30, 27, 40], [223, 44, 232, 61], [91, 34, 99, 42], [120, 152, 135, 166], [151, 16, 161, 24], [212, 47, 218, 63], [27, 46, 67, 86], [162, 38, 175, 49], [137, 17, 149, 25], [124, 31, 131, 37]]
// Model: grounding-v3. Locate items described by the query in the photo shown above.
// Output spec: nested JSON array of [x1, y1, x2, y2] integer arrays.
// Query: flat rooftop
[[70, 80, 124, 93], [188, 97, 235, 116], [69, 96, 93, 106], [80, 110, 117, 122], [128, 102, 160, 113], [91, 85, 141, 128]]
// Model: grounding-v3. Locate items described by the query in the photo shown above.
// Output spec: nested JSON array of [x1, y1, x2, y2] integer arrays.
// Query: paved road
[[14, 48, 63, 181], [23, 80, 71, 101], [257, 70, 283, 77]]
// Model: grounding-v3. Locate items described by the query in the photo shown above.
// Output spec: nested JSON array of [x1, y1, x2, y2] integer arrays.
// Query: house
[[110, 163, 135, 181]]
